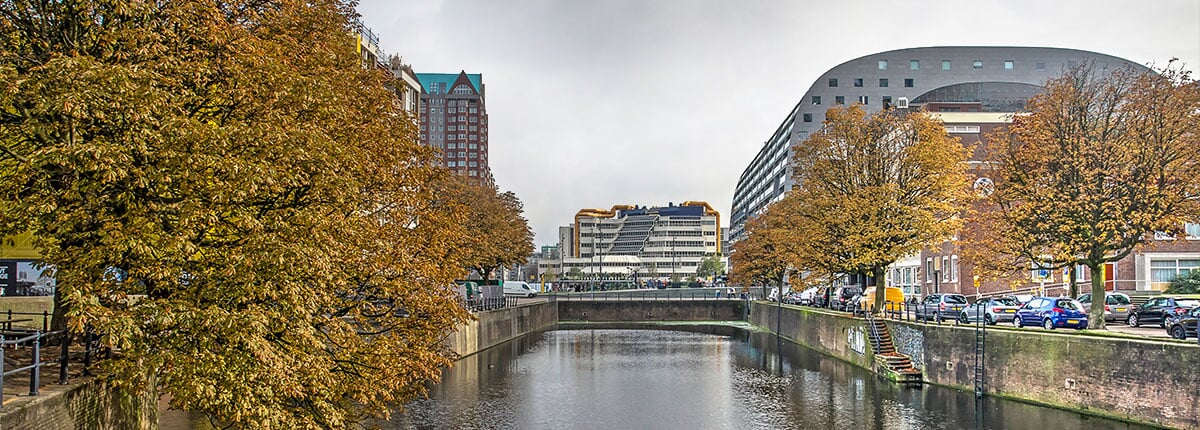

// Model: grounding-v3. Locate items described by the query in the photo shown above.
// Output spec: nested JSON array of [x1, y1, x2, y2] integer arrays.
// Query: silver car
[[1077, 293, 1132, 322], [959, 297, 1021, 325]]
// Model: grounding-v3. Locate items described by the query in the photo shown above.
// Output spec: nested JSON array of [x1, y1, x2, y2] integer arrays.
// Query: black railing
[[864, 306, 882, 353], [461, 297, 519, 312], [2, 309, 53, 331], [0, 326, 105, 408], [553, 291, 745, 301]]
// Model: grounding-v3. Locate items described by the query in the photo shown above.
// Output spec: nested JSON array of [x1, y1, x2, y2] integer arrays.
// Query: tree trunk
[[872, 266, 887, 316], [1088, 262, 1106, 329]]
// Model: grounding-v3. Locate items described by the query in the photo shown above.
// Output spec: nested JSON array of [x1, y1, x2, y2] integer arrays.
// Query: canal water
[[387, 328, 1148, 430]]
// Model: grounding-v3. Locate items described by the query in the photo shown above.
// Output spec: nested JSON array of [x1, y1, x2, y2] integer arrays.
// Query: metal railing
[[0, 325, 105, 409], [553, 291, 746, 301], [461, 297, 519, 312], [1, 309, 53, 331]]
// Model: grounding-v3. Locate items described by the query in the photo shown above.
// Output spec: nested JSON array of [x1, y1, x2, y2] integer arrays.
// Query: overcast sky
[[356, 0, 1200, 247]]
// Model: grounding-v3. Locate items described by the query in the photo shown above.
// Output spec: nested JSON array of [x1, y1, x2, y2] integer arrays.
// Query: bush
[[1165, 270, 1200, 294]]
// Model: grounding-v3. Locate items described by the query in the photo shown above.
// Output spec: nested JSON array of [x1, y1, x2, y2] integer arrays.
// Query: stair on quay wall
[[866, 318, 922, 385]]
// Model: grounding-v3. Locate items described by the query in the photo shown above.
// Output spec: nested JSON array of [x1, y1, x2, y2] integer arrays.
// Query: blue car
[[1013, 297, 1088, 330]]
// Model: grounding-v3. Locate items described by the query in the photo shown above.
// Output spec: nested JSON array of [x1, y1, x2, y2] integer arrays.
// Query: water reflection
[[389, 329, 1148, 430]]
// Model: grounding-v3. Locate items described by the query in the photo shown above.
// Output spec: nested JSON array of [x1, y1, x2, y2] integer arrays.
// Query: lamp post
[[598, 220, 605, 291], [670, 233, 676, 287]]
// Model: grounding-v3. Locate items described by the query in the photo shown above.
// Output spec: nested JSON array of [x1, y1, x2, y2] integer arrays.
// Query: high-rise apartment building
[[417, 72, 491, 182], [730, 47, 1144, 242]]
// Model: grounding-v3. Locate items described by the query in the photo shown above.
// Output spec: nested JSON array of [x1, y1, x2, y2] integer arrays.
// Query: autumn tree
[[983, 63, 1200, 328], [789, 105, 972, 314], [435, 176, 534, 282], [729, 204, 793, 299], [0, 0, 473, 427]]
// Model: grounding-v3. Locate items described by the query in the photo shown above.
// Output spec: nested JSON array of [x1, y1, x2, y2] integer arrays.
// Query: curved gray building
[[729, 46, 1147, 241]]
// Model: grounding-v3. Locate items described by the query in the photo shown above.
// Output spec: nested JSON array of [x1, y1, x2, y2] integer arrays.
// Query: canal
[[387, 328, 1148, 430]]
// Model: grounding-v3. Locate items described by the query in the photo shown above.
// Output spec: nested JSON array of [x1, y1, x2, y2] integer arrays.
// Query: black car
[[1128, 296, 1200, 328], [812, 286, 833, 308], [1166, 306, 1200, 339], [829, 286, 863, 311]]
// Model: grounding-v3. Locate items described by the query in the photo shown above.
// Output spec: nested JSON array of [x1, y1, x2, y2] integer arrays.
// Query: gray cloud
[[357, 0, 1200, 246]]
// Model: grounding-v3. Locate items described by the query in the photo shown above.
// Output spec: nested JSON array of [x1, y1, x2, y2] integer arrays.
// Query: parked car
[[812, 286, 833, 308], [858, 286, 905, 313], [1077, 292, 1132, 322], [1002, 294, 1034, 307], [1165, 306, 1200, 339], [845, 293, 864, 313], [797, 286, 819, 305], [914, 293, 968, 322], [1013, 297, 1088, 330], [959, 297, 1021, 325], [1128, 296, 1200, 327], [829, 286, 864, 311]]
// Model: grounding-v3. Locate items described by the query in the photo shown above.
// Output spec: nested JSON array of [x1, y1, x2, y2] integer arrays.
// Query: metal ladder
[[973, 309, 986, 398]]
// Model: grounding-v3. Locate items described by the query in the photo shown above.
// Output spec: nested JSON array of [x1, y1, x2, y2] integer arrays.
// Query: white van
[[502, 281, 537, 298]]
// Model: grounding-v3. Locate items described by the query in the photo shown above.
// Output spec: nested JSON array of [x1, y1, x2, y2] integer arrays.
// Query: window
[[858, 95, 868, 105], [926, 258, 934, 283], [1185, 223, 1200, 238], [942, 60, 951, 70], [910, 60, 919, 70], [829, 78, 838, 87], [1004, 60, 1014, 70], [1151, 259, 1200, 282], [950, 256, 959, 282], [812, 96, 821, 105], [904, 78, 914, 87], [1036, 62, 1046, 70], [835, 96, 845, 105], [879, 78, 888, 87], [802, 113, 813, 122], [853, 78, 863, 87], [882, 96, 892, 108], [942, 257, 950, 281], [469, 143, 477, 149], [878, 60, 888, 70], [973, 60, 983, 69], [447, 143, 456, 149], [457, 151, 465, 157]]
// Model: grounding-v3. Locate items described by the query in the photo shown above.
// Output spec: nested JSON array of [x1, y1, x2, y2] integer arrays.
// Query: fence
[[552, 291, 745, 301], [461, 297, 520, 312], [0, 327, 103, 409]]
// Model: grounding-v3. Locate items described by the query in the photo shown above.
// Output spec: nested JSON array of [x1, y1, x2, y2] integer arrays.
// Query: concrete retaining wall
[[1, 376, 156, 430], [557, 299, 745, 322], [445, 301, 558, 357], [747, 302, 875, 370], [892, 321, 1200, 429]]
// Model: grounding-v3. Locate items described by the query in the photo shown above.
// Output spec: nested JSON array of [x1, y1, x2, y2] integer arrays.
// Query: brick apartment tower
[[416, 71, 492, 184]]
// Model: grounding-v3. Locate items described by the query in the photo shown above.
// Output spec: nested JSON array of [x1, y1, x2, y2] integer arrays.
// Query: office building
[[538, 202, 722, 284]]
